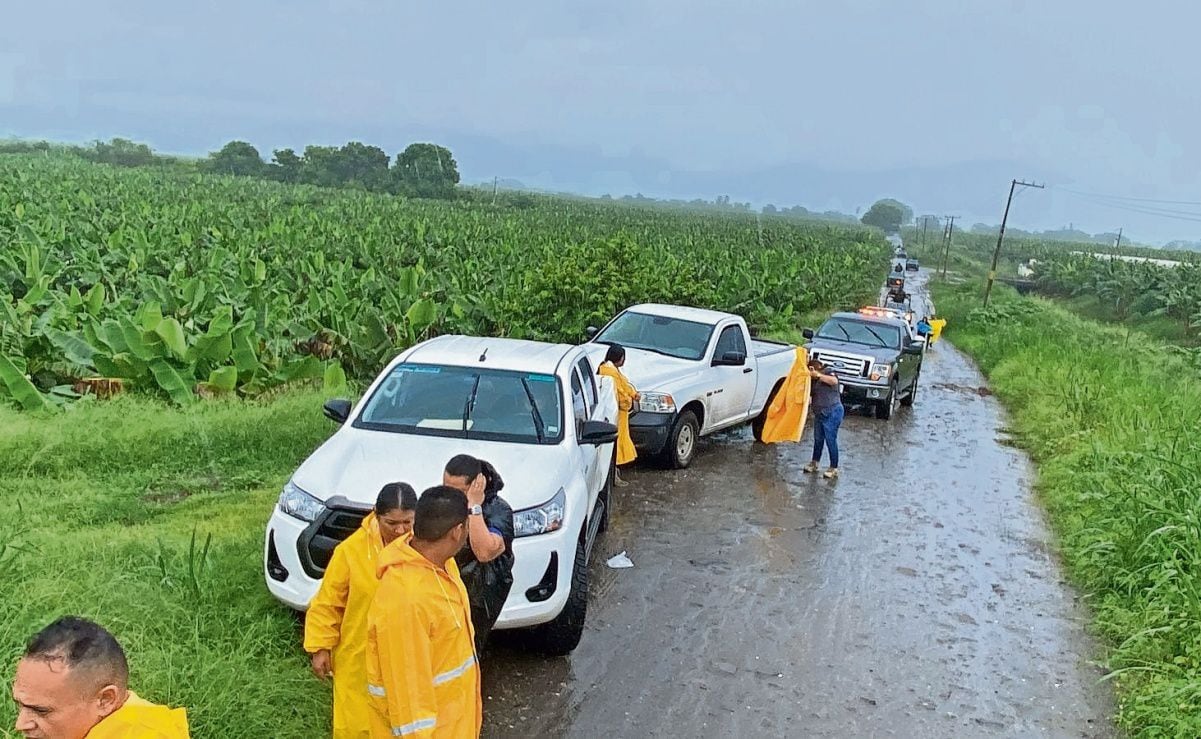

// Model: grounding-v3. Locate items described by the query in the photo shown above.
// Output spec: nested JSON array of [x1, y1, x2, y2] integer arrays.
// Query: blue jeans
[[811, 404, 844, 468]]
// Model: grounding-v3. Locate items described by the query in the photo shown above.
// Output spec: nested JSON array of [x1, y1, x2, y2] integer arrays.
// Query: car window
[[713, 324, 747, 358], [815, 319, 901, 349], [576, 356, 598, 407], [594, 311, 714, 361], [570, 368, 588, 435], [356, 363, 563, 443]]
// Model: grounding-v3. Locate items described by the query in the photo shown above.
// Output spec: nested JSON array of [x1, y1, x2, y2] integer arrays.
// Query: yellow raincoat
[[86, 692, 189, 738], [305, 512, 391, 739], [366, 535, 481, 739], [759, 347, 811, 443], [929, 318, 947, 345], [599, 361, 638, 465]]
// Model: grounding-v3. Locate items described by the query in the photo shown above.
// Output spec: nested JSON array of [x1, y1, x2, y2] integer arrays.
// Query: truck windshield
[[816, 319, 901, 349], [594, 311, 714, 361], [354, 364, 563, 444]]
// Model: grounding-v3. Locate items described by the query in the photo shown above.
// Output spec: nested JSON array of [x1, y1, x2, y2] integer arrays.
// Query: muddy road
[[483, 272, 1114, 738]]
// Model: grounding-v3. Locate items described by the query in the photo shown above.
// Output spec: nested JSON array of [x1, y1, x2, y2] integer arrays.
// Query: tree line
[[0, 137, 461, 200]]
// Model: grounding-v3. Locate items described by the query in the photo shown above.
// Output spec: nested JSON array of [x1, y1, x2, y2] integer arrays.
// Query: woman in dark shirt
[[443, 454, 515, 656], [803, 359, 844, 479]]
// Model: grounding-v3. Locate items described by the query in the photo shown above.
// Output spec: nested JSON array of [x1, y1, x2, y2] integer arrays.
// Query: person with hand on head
[[305, 482, 418, 739], [442, 455, 515, 656], [598, 343, 639, 486], [11, 616, 189, 739], [802, 358, 845, 479], [366, 486, 481, 739]]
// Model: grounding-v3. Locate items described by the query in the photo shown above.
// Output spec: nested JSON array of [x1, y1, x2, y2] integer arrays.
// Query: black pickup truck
[[802, 310, 925, 419]]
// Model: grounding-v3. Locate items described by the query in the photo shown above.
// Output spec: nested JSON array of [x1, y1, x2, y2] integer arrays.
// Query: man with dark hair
[[11, 616, 189, 738], [366, 486, 482, 739]]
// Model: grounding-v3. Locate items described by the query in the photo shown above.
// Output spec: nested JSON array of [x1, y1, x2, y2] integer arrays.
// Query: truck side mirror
[[584, 326, 599, 340], [323, 398, 352, 424], [579, 420, 618, 445], [801, 328, 815, 340], [712, 351, 746, 367]]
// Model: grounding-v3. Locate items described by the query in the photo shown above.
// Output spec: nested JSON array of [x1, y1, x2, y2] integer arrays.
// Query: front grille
[[298, 503, 371, 578], [812, 350, 871, 379]]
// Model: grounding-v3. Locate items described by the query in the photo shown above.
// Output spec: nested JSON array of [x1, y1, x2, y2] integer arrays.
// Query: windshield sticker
[[398, 364, 441, 374], [526, 374, 556, 382]]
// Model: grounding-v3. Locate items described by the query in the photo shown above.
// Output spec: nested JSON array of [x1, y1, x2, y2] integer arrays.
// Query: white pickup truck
[[585, 304, 798, 468], [264, 335, 618, 655]]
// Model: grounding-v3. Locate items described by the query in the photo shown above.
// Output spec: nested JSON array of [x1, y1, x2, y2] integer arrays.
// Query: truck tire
[[875, 381, 899, 420], [527, 532, 589, 656], [900, 370, 920, 407], [662, 409, 699, 469], [751, 382, 784, 442]]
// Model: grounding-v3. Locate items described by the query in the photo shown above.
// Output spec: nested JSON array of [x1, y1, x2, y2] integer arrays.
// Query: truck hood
[[583, 343, 704, 393], [291, 428, 571, 511], [805, 340, 897, 363]]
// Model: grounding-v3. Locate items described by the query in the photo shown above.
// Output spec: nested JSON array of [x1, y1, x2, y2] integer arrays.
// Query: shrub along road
[[481, 272, 1114, 738]]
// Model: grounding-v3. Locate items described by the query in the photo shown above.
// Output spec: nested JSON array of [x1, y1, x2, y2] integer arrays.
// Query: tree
[[393, 143, 460, 199], [861, 199, 907, 232], [205, 141, 265, 177], [270, 148, 303, 182], [763, 204, 777, 215], [877, 198, 913, 224], [335, 142, 390, 190], [86, 138, 157, 167]]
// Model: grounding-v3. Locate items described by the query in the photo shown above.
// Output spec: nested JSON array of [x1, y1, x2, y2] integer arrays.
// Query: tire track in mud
[[481, 272, 1114, 738]]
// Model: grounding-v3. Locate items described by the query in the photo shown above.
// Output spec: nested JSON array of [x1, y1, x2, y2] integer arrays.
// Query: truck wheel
[[901, 371, 920, 407], [875, 381, 899, 420], [527, 533, 589, 656], [751, 382, 784, 442], [662, 410, 699, 469]]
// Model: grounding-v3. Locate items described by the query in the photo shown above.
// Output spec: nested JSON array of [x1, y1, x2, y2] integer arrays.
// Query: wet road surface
[[482, 272, 1114, 738]]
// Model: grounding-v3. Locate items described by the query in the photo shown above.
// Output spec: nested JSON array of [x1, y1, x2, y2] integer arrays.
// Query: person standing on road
[[916, 316, 933, 338], [305, 482, 418, 739], [11, 616, 190, 738], [443, 455, 515, 656], [598, 343, 639, 485], [366, 486, 481, 739], [803, 358, 844, 479]]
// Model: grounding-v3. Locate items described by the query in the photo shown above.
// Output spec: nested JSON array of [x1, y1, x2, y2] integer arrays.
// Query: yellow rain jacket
[[759, 347, 811, 443], [929, 318, 947, 345], [86, 692, 189, 738], [305, 512, 389, 739], [599, 361, 638, 465], [366, 535, 481, 739]]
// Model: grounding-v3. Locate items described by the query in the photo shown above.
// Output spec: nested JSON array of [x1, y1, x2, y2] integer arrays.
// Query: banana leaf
[[148, 359, 195, 405], [0, 354, 52, 412]]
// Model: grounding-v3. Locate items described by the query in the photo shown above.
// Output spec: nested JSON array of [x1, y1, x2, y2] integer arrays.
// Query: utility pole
[[1114, 227, 1123, 251], [492, 176, 499, 205], [921, 216, 929, 248], [940, 215, 956, 280], [983, 179, 1045, 307]]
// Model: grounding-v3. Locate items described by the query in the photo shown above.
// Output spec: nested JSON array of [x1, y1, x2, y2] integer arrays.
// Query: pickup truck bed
[[751, 338, 794, 358]]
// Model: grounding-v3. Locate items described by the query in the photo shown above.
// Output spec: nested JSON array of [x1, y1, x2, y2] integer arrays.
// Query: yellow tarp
[[760, 347, 811, 444], [929, 318, 947, 345]]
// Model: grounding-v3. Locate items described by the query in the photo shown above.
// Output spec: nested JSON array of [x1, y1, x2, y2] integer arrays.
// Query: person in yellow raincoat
[[305, 483, 418, 739], [366, 486, 482, 739], [11, 616, 189, 739], [759, 347, 811, 444], [598, 343, 639, 485]]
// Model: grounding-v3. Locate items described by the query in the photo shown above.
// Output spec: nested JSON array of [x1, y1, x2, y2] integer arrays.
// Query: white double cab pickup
[[264, 335, 619, 655], [264, 303, 798, 652], [584, 303, 799, 468]]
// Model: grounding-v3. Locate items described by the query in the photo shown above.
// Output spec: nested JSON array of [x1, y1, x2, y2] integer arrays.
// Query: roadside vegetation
[[934, 280, 1201, 737]]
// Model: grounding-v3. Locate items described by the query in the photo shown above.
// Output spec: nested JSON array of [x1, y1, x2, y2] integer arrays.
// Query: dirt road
[[482, 273, 1114, 738]]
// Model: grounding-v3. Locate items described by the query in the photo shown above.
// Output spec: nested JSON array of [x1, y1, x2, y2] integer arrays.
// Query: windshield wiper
[[461, 375, 481, 437], [520, 378, 546, 443], [862, 325, 891, 348]]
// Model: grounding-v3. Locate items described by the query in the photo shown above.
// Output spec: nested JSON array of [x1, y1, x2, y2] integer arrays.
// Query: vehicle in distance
[[905, 258, 920, 272], [265, 335, 619, 655], [803, 310, 924, 420], [585, 304, 797, 468]]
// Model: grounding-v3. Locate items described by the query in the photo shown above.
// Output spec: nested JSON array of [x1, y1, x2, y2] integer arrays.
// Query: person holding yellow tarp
[[929, 316, 947, 345], [305, 483, 418, 739], [598, 343, 639, 485], [759, 347, 811, 443]]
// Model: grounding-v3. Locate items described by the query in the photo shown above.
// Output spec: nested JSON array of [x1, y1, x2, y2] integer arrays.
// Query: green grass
[[933, 281, 1201, 737], [0, 389, 341, 738]]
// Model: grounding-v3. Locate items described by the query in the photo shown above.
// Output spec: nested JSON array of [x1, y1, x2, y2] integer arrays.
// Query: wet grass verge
[[0, 390, 340, 737], [933, 280, 1201, 737]]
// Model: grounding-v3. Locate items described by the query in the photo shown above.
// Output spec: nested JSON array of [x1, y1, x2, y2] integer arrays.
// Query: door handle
[[743, 368, 753, 374]]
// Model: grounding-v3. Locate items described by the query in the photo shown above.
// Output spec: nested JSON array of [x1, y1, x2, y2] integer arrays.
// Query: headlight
[[514, 487, 566, 538], [278, 481, 325, 522], [638, 392, 676, 413], [871, 363, 891, 379]]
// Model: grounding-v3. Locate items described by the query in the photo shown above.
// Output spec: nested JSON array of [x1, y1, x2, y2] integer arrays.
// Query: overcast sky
[[3, 1, 1200, 243]]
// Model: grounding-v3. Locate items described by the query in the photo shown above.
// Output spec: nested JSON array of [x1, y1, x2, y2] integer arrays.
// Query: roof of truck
[[400, 335, 577, 374], [622, 303, 737, 325]]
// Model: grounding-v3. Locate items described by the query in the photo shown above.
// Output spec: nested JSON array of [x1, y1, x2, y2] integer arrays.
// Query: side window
[[714, 325, 747, 358], [576, 356, 598, 407], [570, 369, 588, 435]]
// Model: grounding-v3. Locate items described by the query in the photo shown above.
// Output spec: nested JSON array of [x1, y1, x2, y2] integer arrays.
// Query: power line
[[1055, 186, 1201, 208], [984, 179, 1044, 307], [1056, 190, 1201, 224]]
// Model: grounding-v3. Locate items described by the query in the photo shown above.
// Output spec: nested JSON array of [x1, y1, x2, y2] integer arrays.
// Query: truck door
[[708, 323, 757, 428], [570, 361, 608, 509]]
